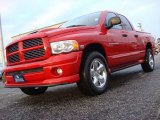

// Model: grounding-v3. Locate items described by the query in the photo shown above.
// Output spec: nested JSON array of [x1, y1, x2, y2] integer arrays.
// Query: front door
[[105, 12, 131, 69]]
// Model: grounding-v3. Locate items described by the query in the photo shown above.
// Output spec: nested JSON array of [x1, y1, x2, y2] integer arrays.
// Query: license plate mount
[[13, 74, 25, 83]]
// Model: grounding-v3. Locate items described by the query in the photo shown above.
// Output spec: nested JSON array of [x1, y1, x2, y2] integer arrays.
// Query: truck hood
[[41, 26, 98, 38], [7, 26, 98, 47]]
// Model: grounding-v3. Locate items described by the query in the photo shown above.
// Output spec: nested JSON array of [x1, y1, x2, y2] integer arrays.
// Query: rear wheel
[[141, 49, 155, 72], [20, 87, 48, 95], [77, 51, 109, 95]]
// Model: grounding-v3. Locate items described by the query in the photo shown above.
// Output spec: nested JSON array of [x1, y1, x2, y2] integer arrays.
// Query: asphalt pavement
[[0, 55, 160, 120]]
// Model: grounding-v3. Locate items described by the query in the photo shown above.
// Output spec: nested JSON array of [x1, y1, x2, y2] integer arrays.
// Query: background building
[[12, 22, 65, 41]]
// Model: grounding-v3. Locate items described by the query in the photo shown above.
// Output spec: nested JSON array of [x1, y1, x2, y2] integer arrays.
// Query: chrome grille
[[8, 54, 20, 63], [7, 43, 18, 53], [24, 48, 45, 60], [23, 38, 43, 49]]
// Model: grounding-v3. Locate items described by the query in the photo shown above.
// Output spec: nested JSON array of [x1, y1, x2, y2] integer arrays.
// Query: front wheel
[[20, 87, 48, 95], [141, 49, 155, 72], [77, 51, 109, 95]]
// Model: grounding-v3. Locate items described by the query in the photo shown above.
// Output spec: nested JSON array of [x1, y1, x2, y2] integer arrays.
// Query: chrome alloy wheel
[[90, 59, 107, 88], [149, 52, 154, 69]]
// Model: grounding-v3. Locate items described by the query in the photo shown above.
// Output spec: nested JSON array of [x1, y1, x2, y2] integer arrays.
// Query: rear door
[[118, 14, 142, 62], [105, 12, 132, 69]]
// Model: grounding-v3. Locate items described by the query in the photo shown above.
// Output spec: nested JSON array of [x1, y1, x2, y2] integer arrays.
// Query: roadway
[[0, 55, 160, 120]]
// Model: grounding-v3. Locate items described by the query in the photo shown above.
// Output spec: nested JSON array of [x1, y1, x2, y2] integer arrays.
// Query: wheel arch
[[80, 43, 108, 72], [82, 43, 107, 60]]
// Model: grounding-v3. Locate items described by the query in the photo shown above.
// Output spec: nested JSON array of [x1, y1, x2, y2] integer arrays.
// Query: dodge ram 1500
[[4, 10, 155, 95]]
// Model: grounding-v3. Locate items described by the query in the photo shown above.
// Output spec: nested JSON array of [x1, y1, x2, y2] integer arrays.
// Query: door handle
[[122, 34, 128, 37], [134, 34, 138, 38]]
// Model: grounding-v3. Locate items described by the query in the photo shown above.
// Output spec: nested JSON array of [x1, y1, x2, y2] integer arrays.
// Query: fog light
[[57, 68, 63, 75]]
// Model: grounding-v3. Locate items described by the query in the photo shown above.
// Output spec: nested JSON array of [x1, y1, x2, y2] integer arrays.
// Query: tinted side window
[[105, 12, 122, 30], [118, 15, 133, 31]]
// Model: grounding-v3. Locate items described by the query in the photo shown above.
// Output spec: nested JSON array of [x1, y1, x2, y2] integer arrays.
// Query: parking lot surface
[[0, 55, 160, 120]]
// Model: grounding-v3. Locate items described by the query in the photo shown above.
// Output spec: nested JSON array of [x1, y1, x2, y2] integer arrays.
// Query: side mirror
[[106, 17, 121, 29]]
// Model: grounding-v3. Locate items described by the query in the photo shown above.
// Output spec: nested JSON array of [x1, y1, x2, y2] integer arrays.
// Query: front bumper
[[5, 51, 82, 88]]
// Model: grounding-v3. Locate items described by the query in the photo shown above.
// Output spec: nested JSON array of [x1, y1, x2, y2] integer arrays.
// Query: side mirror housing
[[105, 17, 121, 29]]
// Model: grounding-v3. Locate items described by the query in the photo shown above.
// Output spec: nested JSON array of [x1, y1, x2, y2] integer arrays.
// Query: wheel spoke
[[93, 61, 99, 70], [97, 64, 105, 73], [93, 77, 99, 86], [98, 74, 105, 85], [150, 60, 153, 66], [90, 68, 95, 76]]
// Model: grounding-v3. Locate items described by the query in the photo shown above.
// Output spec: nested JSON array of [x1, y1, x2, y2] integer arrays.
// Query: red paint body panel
[[4, 10, 155, 88]]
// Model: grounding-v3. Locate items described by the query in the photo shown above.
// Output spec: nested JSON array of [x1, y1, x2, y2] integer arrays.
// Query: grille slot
[[6, 68, 43, 76], [24, 48, 45, 60], [8, 54, 20, 63], [23, 38, 43, 49], [7, 38, 46, 64], [7, 43, 18, 53]]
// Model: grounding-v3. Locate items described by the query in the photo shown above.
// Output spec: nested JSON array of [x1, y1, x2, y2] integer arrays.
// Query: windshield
[[60, 12, 101, 28]]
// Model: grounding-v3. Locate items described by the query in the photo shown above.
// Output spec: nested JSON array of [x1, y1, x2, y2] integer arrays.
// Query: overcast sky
[[0, 0, 160, 47]]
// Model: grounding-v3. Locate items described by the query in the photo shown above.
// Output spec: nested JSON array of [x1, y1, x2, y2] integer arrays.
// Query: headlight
[[50, 40, 79, 54]]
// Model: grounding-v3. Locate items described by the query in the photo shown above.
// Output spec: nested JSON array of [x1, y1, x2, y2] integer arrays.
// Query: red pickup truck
[[4, 10, 155, 95]]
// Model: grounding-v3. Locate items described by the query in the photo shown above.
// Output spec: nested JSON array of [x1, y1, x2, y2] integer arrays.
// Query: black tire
[[141, 49, 155, 72], [20, 87, 48, 95], [77, 51, 109, 95]]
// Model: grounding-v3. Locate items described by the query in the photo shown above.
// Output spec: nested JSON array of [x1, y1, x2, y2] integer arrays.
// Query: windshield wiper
[[66, 25, 86, 28]]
